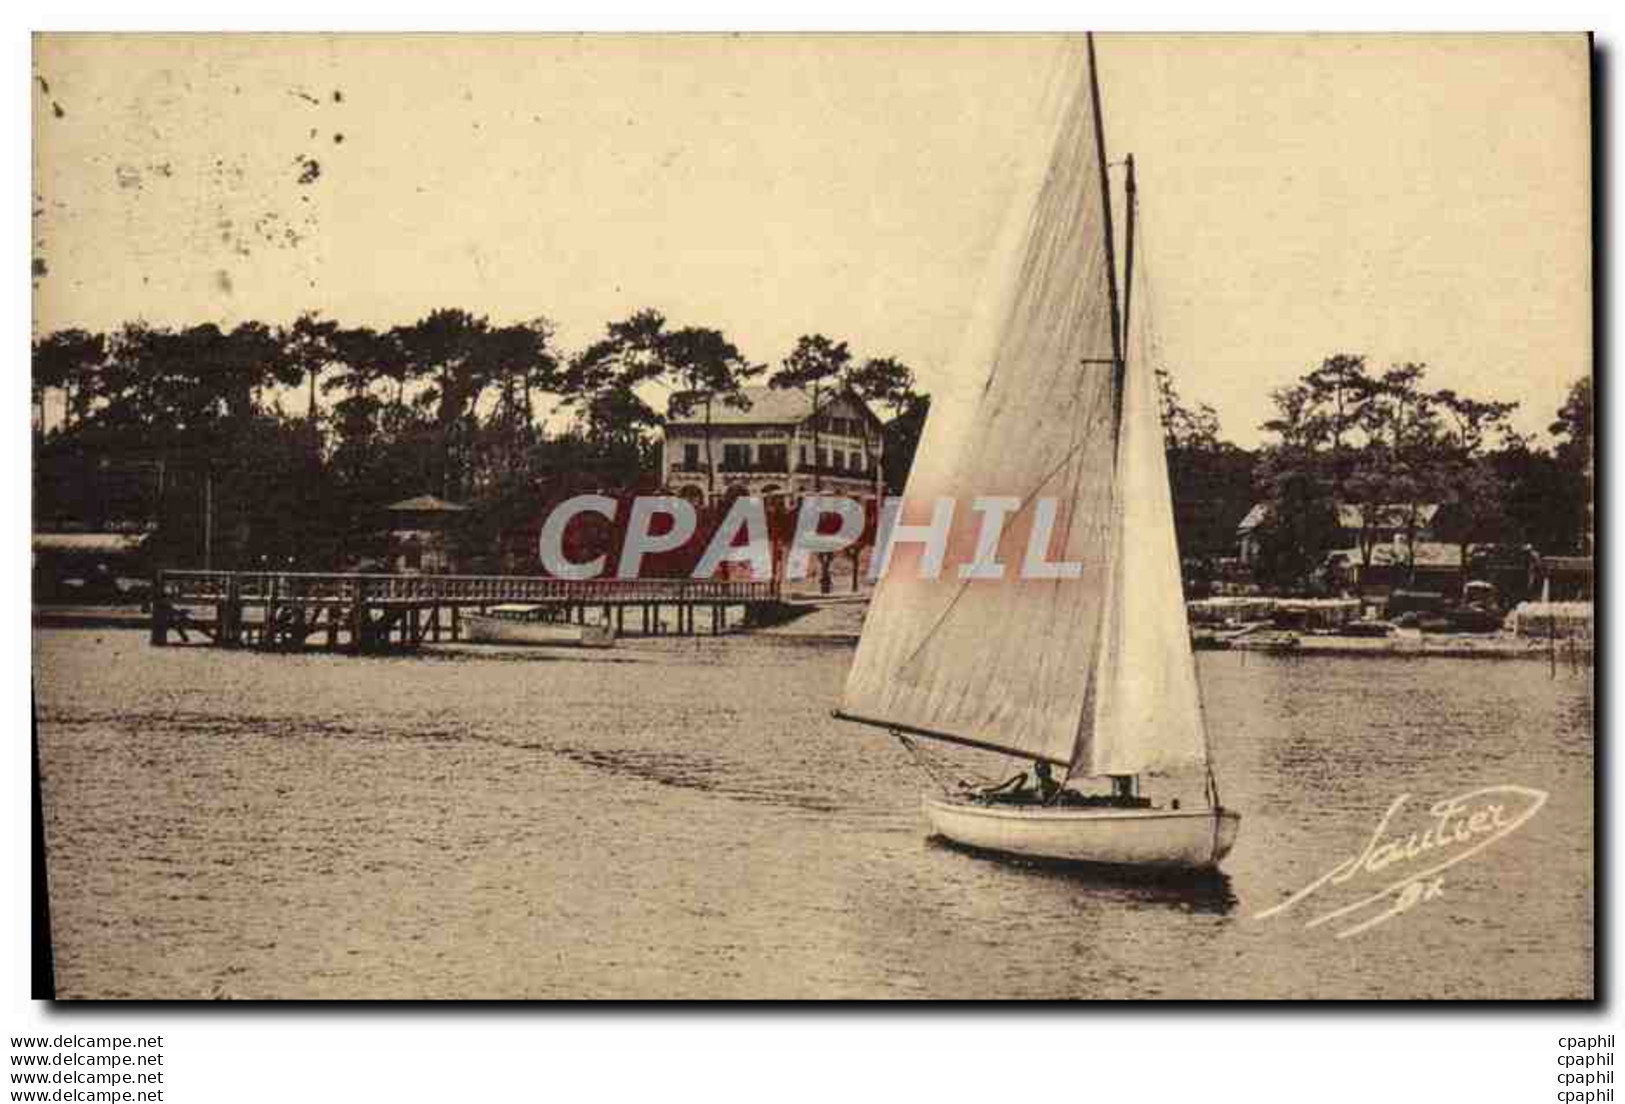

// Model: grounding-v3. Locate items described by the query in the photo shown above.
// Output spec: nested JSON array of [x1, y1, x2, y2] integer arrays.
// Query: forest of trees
[[34, 311, 1590, 591], [32, 309, 927, 573], [1240, 355, 1591, 589]]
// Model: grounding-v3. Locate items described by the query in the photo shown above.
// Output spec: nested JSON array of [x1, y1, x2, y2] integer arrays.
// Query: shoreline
[[33, 603, 1589, 662], [31, 606, 151, 630], [1225, 632, 1589, 662]]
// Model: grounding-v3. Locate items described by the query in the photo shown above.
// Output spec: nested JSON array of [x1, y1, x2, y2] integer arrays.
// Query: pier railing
[[159, 570, 782, 606], [150, 569, 786, 652]]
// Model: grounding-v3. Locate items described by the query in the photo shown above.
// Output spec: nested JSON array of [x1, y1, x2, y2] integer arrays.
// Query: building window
[[851, 450, 864, 471], [682, 443, 700, 470], [817, 447, 829, 469], [799, 445, 809, 467], [760, 443, 788, 471], [722, 443, 750, 470]]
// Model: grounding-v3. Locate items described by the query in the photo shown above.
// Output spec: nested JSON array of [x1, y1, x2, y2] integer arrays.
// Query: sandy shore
[[1228, 629, 1591, 661]]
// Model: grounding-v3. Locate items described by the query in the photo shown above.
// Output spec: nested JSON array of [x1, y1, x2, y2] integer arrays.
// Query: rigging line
[[1043, 353, 1104, 745], [895, 733, 975, 796], [1069, 436, 1123, 786], [1042, 200, 1120, 776], [1130, 179, 1167, 385], [1064, 201, 1130, 783], [1134, 183, 1187, 436], [1086, 32, 1126, 465], [1085, 33, 1124, 375], [1121, 154, 1137, 381]]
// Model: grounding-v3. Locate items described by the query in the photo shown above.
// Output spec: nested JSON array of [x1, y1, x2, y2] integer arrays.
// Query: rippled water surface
[[33, 629, 1592, 999]]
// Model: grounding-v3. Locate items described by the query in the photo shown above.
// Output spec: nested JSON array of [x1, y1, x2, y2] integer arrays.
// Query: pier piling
[[147, 571, 783, 656]]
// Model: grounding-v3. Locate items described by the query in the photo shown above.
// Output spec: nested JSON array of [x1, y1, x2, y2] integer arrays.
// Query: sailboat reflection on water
[[925, 833, 1238, 915]]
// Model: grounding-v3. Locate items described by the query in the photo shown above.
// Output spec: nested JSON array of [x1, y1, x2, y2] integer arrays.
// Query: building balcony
[[666, 466, 879, 492], [796, 463, 876, 480], [668, 464, 782, 475], [671, 462, 875, 479], [671, 460, 794, 475]]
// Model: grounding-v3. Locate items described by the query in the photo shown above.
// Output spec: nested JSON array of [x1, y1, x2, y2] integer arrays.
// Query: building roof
[[387, 494, 468, 513], [1334, 503, 1440, 530], [1540, 555, 1593, 576], [33, 532, 148, 556], [1333, 541, 1464, 569], [1236, 503, 1271, 533], [665, 385, 879, 429], [1238, 501, 1441, 534]]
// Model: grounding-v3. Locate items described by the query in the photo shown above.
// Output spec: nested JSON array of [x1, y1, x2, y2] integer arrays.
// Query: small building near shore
[[1237, 500, 1466, 566], [386, 494, 467, 574], [660, 385, 885, 507], [32, 529, 153, 602], [1535, 555, 1593, 601], [1324, 539, 1466, 598], [1508, 599, 1593, 640]]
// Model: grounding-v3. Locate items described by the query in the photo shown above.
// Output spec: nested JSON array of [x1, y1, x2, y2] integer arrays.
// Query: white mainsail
[[839, 37, 1210, 780]]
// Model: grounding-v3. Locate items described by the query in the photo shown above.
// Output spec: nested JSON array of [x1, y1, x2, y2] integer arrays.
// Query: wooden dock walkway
[[149, 570, 784, 653]]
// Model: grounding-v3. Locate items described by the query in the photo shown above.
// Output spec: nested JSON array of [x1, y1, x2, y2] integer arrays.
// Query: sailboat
[[834, 35, 1239, 871]]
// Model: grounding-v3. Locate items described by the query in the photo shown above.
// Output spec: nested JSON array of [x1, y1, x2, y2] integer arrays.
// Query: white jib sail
[[839, 40, 1123, 768], [1075, 231, 1210, 777]]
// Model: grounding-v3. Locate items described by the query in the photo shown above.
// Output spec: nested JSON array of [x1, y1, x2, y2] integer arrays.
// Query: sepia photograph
[[28, 31, 1593, 1001]]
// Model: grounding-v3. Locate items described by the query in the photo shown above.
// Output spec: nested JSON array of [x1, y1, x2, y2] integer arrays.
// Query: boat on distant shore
[[1191, 620, 1275, 650], [1251, 632, 1303, 655], [1338, 620, 1394, 639], [463, 604, 615, 648]]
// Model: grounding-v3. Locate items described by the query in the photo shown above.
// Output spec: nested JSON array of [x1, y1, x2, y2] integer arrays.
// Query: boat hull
[[462, 614, 615, 648], [924, 796, 1240, 870]]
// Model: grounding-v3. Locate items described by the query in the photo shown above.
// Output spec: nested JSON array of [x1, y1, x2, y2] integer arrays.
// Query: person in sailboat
[[1034, 762, 1062, 802], [978, 764, 1153, 809], [979, 761, 1062, 804]]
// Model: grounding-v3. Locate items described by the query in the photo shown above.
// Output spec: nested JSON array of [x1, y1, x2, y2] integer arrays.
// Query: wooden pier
[[149, 570, 785, 654]]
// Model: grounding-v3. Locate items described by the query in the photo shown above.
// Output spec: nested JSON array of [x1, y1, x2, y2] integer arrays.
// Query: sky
[[32, 33, 1591, 446]]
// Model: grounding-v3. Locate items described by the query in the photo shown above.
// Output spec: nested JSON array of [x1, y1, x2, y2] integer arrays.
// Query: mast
[[1088, 39, 1131, 794], [1086, 32, 1125, 433], [1122, 153, 1136, 367]]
